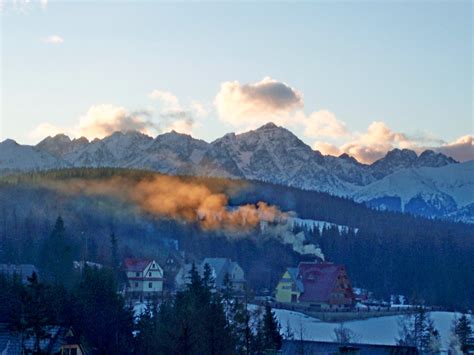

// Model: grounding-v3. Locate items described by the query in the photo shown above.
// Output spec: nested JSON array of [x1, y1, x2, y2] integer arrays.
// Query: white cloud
[[148, 90, 180, 111], [30, 88, 201, 141], [77, 105, 155, 139], [42, 35, 64, 45], [190, 100, 208, 118], [312, 141, 342, 157], [29, 122, 70, 140], [215, 77, 303, 127], [434, 135, 474, 162], [311, 120, 473, 164], [312, 121, 415, 164], [304, 110, 349, 138]]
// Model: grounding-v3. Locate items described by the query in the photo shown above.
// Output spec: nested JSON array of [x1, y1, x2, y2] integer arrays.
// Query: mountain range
[[1, 122, 472, 222]]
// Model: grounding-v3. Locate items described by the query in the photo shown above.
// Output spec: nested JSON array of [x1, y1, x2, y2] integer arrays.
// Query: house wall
[[61, 344, 84, 355], [275, 271, 300, 303], [126, 261, 164, 295]]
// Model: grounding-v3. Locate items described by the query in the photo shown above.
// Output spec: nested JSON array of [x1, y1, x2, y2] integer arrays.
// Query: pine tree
[[202, 262, 214, 290], [20, 273, 52, 354], [110, 231, 120, 272], [455, 313, 473, 353], [261, 303, 283, 351], [72, 267, 134, 354], [39, 216, 74, 286], [397, 306, 440, 353]]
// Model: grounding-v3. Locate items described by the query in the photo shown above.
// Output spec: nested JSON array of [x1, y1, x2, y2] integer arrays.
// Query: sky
[[1, 0, 473, 163]]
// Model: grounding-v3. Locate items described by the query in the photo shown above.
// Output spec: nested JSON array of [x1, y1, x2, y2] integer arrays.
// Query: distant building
[[0, 324, 88, 355], [281, 339, 418, 355], [275, 261, 355, 309], [175, 258, 245, 292], [123, 258, 163, 301], [163, 253, 185, 292], [73, 260, 103, 272], [0, 264, 38, 284]]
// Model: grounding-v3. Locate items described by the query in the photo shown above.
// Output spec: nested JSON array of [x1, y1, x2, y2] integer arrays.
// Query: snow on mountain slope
[[0, 123, 468, 221], [369, 148, 457, 179], [289, 217, 358, 233], [63, 131, 153, 167], [204, 123, 355, 195], [354, 160, 474, 219], [130, 131, 210, 175], [37, 134, 89, 158], [0, 139, 68, 173]]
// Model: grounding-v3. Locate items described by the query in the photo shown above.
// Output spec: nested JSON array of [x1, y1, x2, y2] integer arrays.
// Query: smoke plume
[[39, 174, 323, 257], [40, 175, 285, 232]]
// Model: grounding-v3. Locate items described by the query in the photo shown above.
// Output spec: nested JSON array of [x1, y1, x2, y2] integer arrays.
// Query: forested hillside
[[1, 168, 472, 309]]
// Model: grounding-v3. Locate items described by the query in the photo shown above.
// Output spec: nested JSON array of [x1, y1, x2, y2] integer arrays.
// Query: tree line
[[1, 168, 473, 309]]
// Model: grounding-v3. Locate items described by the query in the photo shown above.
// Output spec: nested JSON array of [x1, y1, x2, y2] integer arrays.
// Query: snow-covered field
[[134, 301, 466, 350], [271, 307, 461, 349]]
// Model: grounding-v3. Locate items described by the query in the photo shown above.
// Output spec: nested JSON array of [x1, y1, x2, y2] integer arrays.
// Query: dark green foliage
[[110, 231, 120, 271], [397, 306, 440, 353], [71, 266, 134, 354], [260, 304, 283, 351], [1, 168, 473, 308], [133, 266, 284, 354], [454, 313, 473, 353], [0, 260, 284, 354], [38, 216, 75, 286], [14, 273, 53, 353]]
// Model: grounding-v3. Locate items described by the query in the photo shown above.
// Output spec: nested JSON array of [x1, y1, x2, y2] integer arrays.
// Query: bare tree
[[333, 323, 361, 343]]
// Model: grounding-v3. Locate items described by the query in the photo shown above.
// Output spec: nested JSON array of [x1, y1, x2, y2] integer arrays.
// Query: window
[[64, 348, 78, 355], [135, 282, 138, 287], [136, 272, 140, 277], [148, 272, 152, 277], [148, 282, 153, 288]]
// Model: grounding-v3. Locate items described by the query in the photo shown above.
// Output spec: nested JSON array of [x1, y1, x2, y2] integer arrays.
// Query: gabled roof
[[202, 258, 245, 286], [287, 267, 304, 293], [297, 262, 346, 303], [0, 324, 85, 355], [123, 258, 153, 272], [202, 258, 229, 278]]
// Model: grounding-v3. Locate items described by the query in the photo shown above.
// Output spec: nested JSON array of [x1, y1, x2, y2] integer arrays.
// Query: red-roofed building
[[275, 261, 355, 310], [123, 258, 163, 301]]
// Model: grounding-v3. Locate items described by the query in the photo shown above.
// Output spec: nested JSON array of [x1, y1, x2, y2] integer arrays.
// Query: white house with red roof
[[123, 258, 163, 300]]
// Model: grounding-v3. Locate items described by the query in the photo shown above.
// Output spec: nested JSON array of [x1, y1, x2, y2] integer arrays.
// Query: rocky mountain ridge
[[1, 123, 471, 222]]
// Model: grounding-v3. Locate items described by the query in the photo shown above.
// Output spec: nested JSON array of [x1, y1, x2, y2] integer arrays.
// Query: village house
[[175, 258, 245, 292], [123, 258, 163, 301], [275, 261, 355, 309], [0, 324, 88, 355], [0, 264, 39, 284]]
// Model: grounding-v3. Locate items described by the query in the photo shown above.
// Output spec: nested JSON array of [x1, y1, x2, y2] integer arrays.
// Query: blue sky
[[1, 0, 472, 162]]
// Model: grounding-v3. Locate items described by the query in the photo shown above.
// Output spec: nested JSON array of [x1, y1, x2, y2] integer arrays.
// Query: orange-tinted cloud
[[215, 77, 303, 127], [434, 135, 473, 162], [313, 121, 473, 164]]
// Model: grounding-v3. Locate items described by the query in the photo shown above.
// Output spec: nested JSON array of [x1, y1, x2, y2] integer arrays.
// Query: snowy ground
[[134, 301, 465, 350], [270, 306, 462, 349]]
